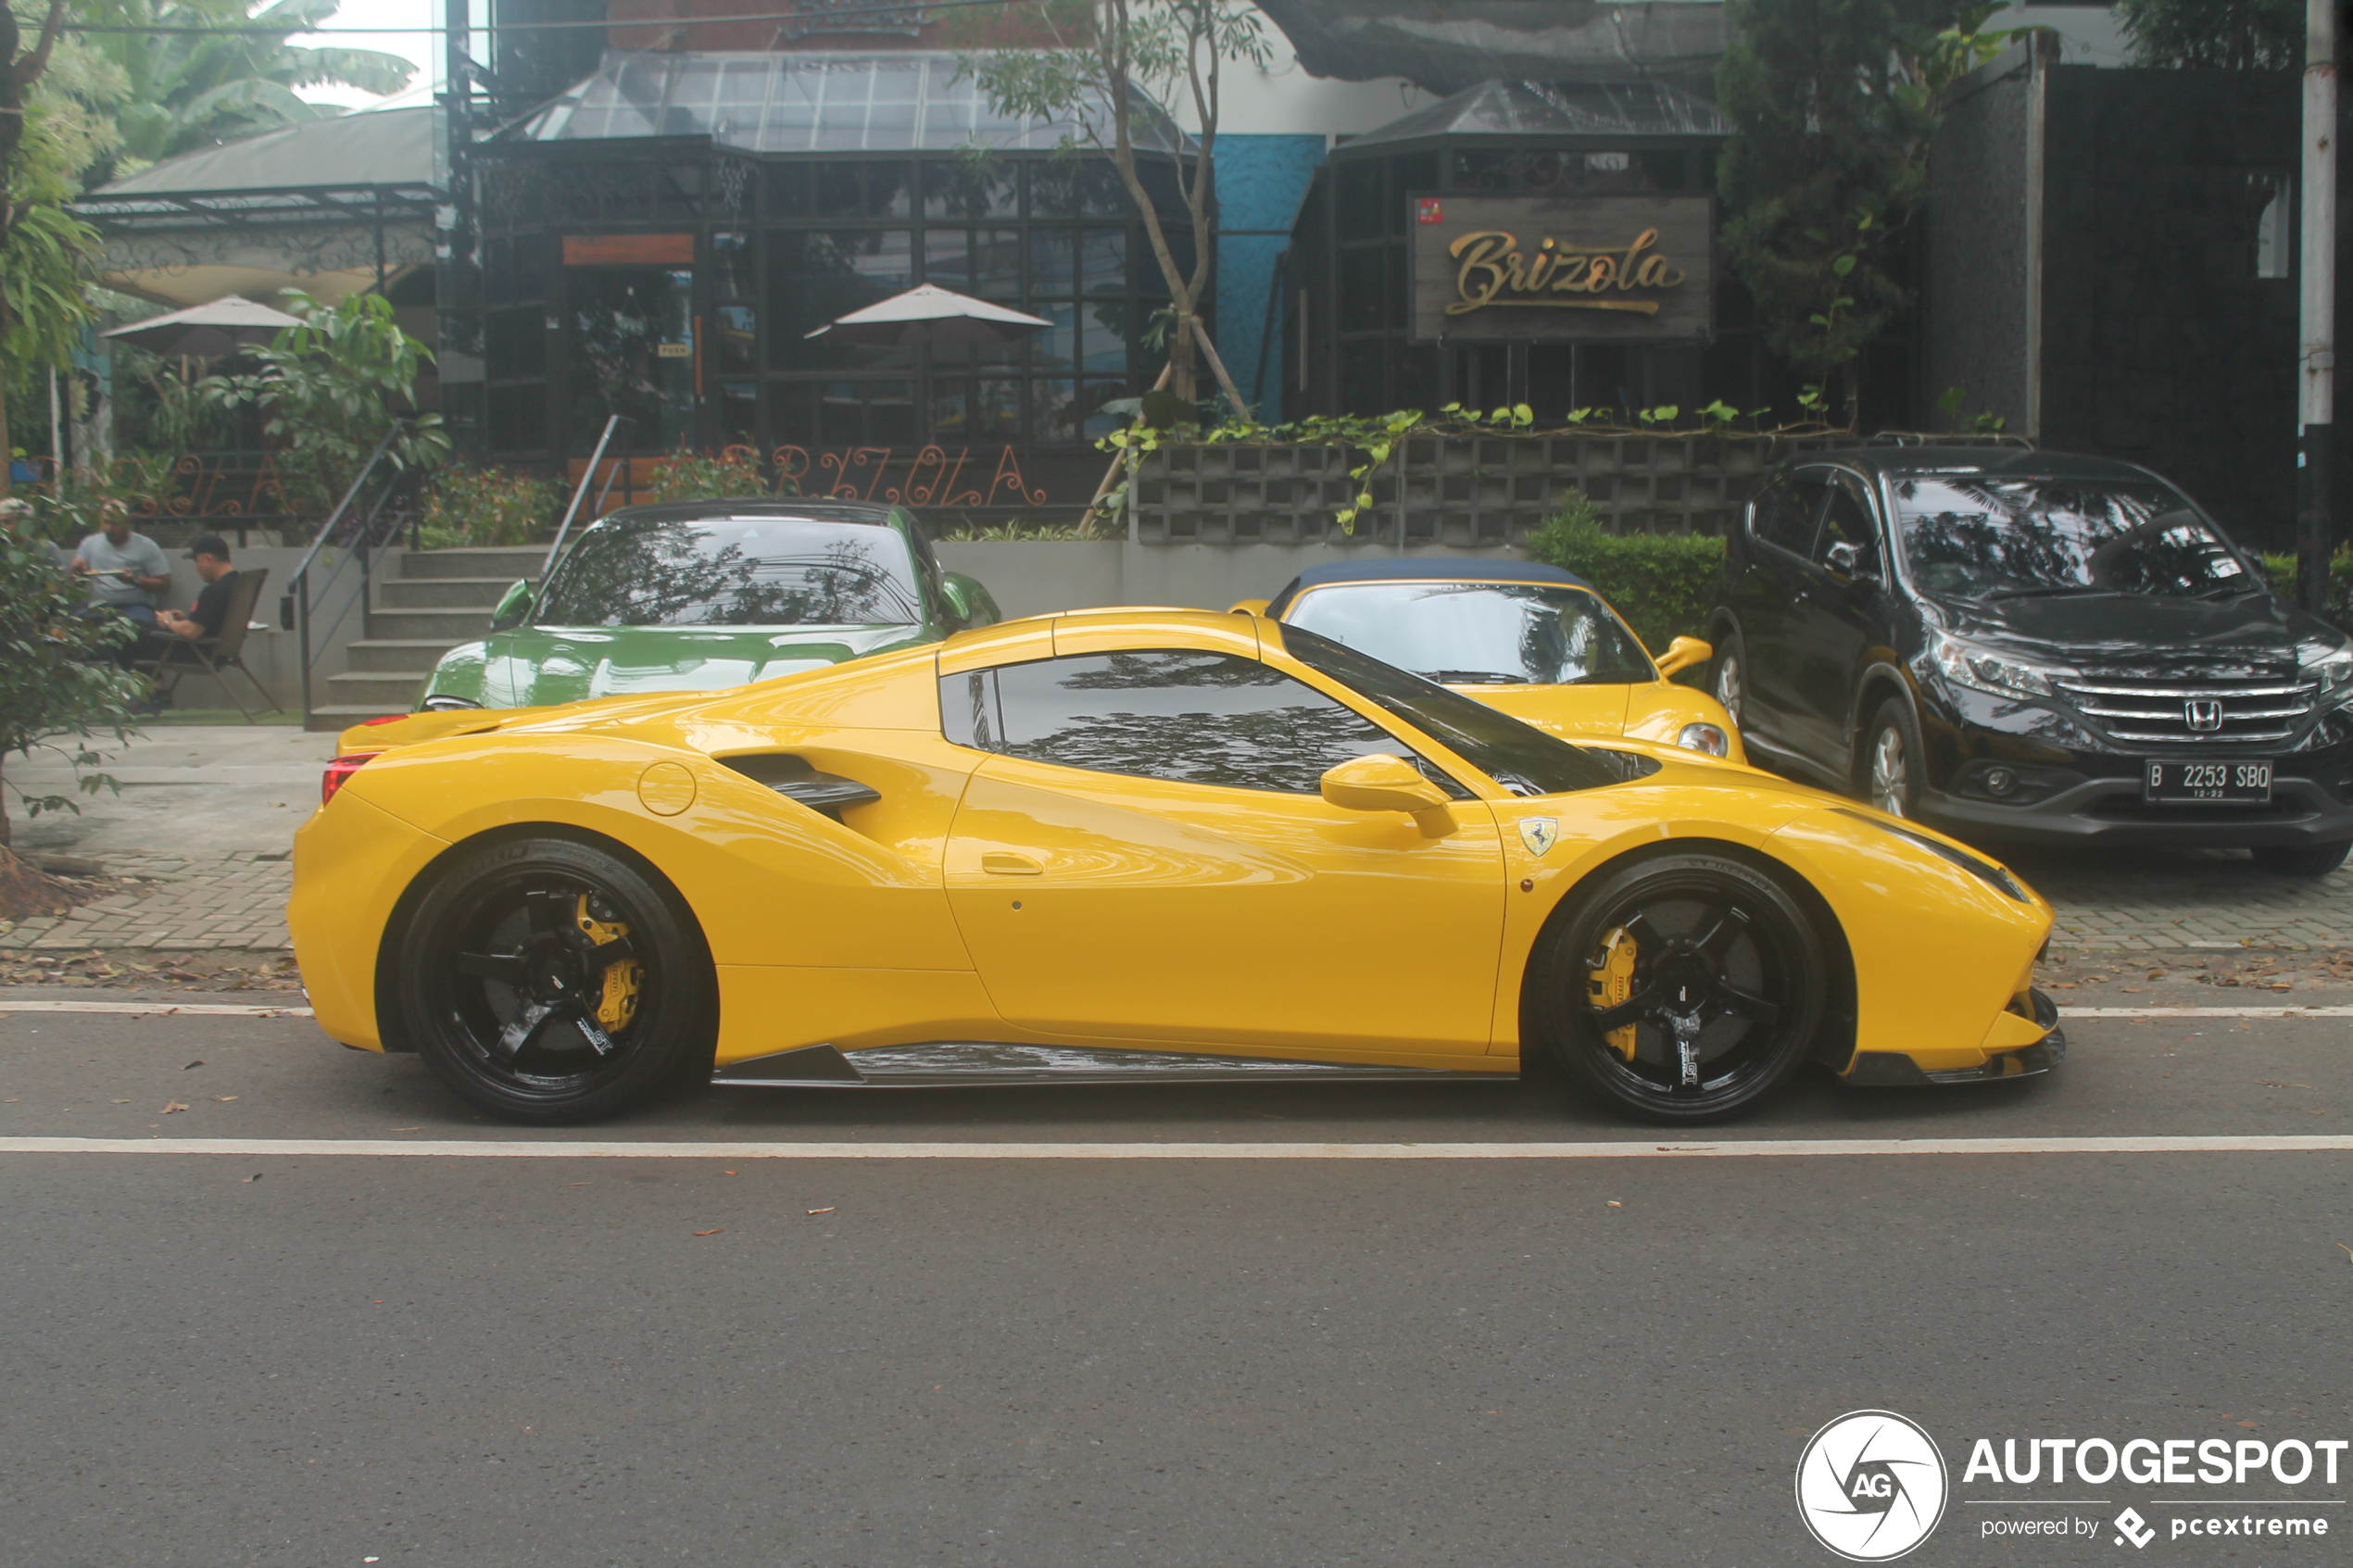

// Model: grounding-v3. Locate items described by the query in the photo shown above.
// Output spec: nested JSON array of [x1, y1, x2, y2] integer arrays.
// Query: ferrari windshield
[[537, 518, 925, 627], [1283, 581, 1655, 684], [1889, 476, 2253, 600], [1277, 625, 1630, 797]]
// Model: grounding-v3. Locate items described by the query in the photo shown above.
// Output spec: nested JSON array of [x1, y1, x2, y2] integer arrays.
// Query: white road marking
[[0, 1135, 2346, 1160], [2059, 1006, 2353, 1018], [0, 1001, 312, 1018]]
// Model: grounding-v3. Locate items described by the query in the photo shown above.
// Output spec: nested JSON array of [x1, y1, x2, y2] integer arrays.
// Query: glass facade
[[453, 52, 1194, 508]]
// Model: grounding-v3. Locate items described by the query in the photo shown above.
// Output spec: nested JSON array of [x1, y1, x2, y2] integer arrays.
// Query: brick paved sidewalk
[[2, 842, 2351, 959], [0, 851, 291, 953]]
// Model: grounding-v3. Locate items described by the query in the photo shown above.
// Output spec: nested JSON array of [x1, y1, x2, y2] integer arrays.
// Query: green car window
[[538, 518, 926, 628]]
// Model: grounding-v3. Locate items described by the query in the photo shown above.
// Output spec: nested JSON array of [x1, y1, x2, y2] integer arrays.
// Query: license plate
[[2144, 759, 2272, 805]]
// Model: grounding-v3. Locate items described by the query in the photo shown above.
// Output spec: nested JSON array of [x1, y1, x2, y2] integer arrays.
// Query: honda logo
[[2184, 697, 2224, 732]]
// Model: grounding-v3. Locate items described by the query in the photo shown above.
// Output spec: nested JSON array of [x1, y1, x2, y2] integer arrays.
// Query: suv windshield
[[1283, 581, 1655, 685], [538, 518, 925, 628], [1276, 624, 1633, 797], [1889, 476, 2254, 600]]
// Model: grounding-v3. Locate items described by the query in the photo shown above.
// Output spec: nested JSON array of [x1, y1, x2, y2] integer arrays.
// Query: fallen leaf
[[160, 1100, 188, 1114], [211, 1096, 237, 1102], [1605, 1200, 1623, 1209], [182, 1060, 204, 1070], [806, 1207, 837, 1216], [391, 1126, 422, 1132], [723, 1170, 737, 1176], [560, 1181, 593, 1187], [242, 1173, 261, 1182], [2338, 1243, 2353, 1262], [110, 1098, 130, 1104], [2238, 1420, 2259, 1429], [693, 1228, 722, 1236]]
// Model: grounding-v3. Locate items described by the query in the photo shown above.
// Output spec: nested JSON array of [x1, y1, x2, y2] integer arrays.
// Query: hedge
[[2262, 552, 2353, 632], [1522, 501, 1725, 656]]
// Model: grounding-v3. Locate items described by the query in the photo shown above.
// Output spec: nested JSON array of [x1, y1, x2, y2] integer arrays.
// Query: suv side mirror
[[1824, 541, 1879, 581], [489, 579, 535, 632], [1320, 753, 1453, 834], [1655, 635, 1711, 679]]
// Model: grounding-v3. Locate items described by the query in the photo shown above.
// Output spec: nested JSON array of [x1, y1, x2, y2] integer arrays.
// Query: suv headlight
[[1923, 631, 2071, 698], [2296, 636, 2353, 702]]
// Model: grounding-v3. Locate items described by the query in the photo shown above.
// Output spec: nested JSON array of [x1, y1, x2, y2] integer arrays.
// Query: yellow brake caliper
[[575, 895, 642, 1035], [1587, 927, 1639, 1060]]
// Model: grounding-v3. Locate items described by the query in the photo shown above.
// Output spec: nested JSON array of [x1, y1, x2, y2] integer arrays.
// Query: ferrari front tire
[[395, 836, 716, 1124], [1532, 851, 1827, 1123]]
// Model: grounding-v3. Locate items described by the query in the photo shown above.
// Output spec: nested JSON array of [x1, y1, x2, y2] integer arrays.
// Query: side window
[[939, 648, 1466, 797], [1751, 473, 1830, 557], [1815, 479, 1882, 579]]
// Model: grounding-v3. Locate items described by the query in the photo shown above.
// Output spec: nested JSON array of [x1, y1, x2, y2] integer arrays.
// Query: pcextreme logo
[[1795, 1411, 1951, 1562]]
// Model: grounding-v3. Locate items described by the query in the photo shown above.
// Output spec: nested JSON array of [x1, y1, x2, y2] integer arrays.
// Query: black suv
[[1705, 445, 2353, 875]]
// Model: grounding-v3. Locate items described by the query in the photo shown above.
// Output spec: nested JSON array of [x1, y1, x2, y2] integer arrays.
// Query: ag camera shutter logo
[[1795, 1410, 1950, 1561]]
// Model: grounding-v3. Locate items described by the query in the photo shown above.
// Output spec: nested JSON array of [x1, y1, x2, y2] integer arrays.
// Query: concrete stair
[[308, 546, 545, 730]]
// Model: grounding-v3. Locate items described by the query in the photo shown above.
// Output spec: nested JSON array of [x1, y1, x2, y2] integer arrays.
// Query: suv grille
[[2052, 674, 2318, 746]]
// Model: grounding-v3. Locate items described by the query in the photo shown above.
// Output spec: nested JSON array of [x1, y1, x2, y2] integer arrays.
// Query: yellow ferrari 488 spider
[[292, 608, 2062, 1126]]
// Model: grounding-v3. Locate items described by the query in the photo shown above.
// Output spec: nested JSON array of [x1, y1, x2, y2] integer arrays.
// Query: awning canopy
[[102, 295, 306, 357], [806, 283, 1052, 346], [1254, 0, 1727, 96], [515, 50, 1192, 156], [1340, 78, 1730, 153]]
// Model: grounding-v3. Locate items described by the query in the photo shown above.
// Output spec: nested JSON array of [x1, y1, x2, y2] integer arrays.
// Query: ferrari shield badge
[[1518, 817, 1558, 857]]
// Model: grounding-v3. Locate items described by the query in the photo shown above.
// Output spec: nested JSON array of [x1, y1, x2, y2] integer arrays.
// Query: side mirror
[[1227, 598, 1272, 617], [1824, 541, 1877, 580], [1321, 752, 1453, 834], [1655, 635, 1712, 679], [489, 579, 535, 632], [939, 571, 1000, 629]]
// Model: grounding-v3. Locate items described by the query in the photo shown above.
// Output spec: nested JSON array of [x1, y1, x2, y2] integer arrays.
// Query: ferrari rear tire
[[396, 836, 716, 1125], [1532, 851, 1827, 1123]]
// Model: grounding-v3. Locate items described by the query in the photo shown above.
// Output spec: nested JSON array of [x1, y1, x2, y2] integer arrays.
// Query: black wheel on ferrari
[[396, 836, 715, 1124], [1533, 852, 1827, 1123]]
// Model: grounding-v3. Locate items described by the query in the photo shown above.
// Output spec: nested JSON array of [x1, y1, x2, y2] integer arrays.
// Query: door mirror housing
[[1823, 541, 1878, 581], [939, 571, 1000, 629], [1654, 635, 1711, 679], [489, 579, 535, 632], [1320, 752, 1453, 833]]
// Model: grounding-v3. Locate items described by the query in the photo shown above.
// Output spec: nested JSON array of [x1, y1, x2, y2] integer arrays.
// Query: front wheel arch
[[1518, 837, 1856, 1078], [372, 822, 717, 1057]]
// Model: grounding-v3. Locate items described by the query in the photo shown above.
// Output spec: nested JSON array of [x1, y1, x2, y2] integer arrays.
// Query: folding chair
[[135, 566, 279, 721]]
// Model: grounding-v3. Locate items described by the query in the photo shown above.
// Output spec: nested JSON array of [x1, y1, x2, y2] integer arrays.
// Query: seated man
[[69, 502, 170, 627], [155, 534, 243, 645]]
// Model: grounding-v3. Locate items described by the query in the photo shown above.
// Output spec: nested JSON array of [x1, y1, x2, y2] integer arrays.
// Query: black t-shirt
[[188, 570, 241, 639]]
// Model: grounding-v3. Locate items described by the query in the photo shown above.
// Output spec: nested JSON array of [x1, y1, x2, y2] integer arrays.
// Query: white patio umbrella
[[805, 283, 1053, 348], [103, 295, 307, 358]]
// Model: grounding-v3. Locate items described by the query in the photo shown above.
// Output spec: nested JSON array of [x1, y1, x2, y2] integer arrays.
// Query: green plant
[[1933, 384, 2007, 434], [2264, 549, 2353, 633], [1523, 493, 1727, 654], [645, 447, 768, 504], [0, 510, 145, 848], [203, 289, 448, 512], [963, 0, 1271, 409], [937, 521, 1090, 541], [2115, 0, 2300, 69], [418, 465, 560, 549]]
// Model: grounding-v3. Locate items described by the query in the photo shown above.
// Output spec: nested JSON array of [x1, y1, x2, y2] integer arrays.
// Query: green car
[[420, 499, 1000, 711]]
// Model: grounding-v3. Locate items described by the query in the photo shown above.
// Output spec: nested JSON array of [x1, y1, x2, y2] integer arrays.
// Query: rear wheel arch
[[372, 822, 716, 1056], [1518, 837, 1857, 1075]]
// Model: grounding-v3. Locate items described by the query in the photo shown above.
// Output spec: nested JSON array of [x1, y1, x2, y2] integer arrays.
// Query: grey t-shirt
[[74, 531, 170, 607]]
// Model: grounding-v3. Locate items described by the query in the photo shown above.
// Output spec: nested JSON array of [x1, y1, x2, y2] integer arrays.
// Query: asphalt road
[[1, 998, 2347, 1568]]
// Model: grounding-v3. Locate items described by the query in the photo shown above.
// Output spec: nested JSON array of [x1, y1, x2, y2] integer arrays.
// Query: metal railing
[[278, 422, 415, 718]]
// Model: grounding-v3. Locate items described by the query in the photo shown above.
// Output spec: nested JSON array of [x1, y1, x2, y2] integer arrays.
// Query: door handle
[[981, 852, 1043, 876]]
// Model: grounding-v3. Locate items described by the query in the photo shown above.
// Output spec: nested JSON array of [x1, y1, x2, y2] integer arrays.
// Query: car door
[[1725, 469, 1831, 752], [1782, 471, 1891, 771], [940, 645, 1508, 1059]]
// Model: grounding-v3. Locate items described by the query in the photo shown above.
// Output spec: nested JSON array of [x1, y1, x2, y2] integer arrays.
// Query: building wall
[[1212, 133, 1327, 414], [1924, 45, 2039, 434], [2037, 66, 2309, 548]]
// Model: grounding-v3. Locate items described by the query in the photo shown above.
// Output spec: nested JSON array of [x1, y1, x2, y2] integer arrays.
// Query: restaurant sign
[[1409, 194, 1711, 343]]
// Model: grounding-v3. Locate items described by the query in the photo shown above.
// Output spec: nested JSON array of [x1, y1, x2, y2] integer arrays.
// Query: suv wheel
[[1861, 698, 1920, 818], [1710, 633, 1745, 726]]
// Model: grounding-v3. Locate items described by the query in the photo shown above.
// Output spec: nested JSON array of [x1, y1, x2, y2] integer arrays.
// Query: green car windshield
[[1284, 580, 1655, 685], [536, 518, 926, 628]]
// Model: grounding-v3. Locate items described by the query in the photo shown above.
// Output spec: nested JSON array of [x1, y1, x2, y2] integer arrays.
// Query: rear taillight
[[358, 714, 408, 727], [321, 752, 382, 806]]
